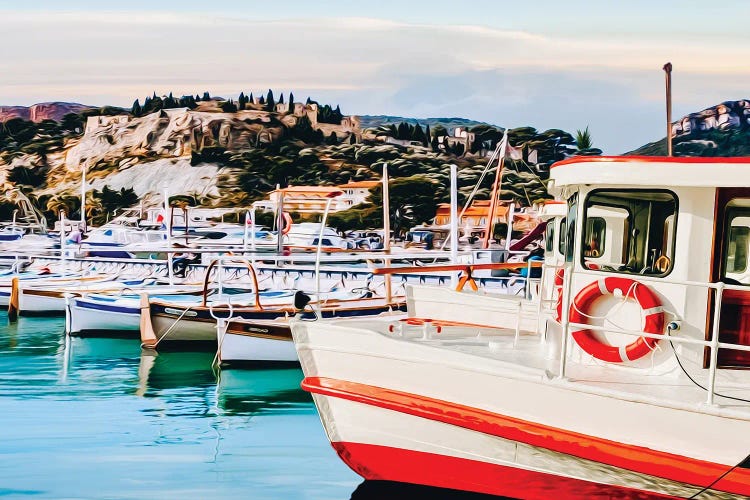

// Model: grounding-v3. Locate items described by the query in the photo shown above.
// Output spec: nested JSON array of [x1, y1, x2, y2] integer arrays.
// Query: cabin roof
[[338, 181, 379, 189], [550, 156, 750, 188]]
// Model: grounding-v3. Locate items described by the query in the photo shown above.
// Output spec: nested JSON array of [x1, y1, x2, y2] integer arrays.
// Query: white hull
[[220, 328, 297, 364], [69, 299, 139, 335], [293, 290, 750, 498]]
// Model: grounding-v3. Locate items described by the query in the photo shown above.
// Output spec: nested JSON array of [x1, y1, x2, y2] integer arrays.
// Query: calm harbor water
[[0, 313, 361, 499]]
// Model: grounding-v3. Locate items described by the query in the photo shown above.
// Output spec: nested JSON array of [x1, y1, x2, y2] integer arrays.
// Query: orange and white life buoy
[[569, 277, 664, 363], [281, 212, 293, 235]]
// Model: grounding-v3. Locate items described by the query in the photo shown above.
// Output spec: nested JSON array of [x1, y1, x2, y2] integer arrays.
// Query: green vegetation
[[630, 128, 750, 157], [573, 126, 602, 156], [0, 90, 587, 233]]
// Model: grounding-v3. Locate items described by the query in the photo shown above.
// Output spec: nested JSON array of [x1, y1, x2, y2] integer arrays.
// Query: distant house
[[436, 127, 476, 155], [262, 181, 379, 214], [433, 200, 510, 228]]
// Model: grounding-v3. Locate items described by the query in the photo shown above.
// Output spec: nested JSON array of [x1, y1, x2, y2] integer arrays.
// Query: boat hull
[[220, 321, 298, 365], [69, 298, 140, 335], [293, 318, 750, 499]]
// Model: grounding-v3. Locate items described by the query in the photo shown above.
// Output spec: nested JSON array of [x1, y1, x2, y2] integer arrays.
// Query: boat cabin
[[547, 156, 750, 369]]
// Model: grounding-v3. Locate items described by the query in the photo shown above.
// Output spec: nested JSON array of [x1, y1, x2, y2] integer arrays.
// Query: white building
[[262, 181, 379, 215]]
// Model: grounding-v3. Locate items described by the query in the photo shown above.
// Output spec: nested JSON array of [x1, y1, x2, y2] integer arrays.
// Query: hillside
[[0, 102, 95, 123], [0, 93, 584, 229], [360, 115, 494, 133], [629, 100, 750, 156]]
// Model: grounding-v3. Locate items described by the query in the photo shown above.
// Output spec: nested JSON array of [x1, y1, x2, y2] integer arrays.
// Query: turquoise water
[[0, 314, 361, 499]]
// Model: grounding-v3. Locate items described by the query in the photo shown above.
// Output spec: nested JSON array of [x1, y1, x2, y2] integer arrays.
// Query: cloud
[[0, 10, 746, 152]]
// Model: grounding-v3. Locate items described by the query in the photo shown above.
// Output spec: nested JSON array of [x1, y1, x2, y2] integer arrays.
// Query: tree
[[411, 123, 427, 145], [202, 91, 211, 101], [278, 93, 285, 105], [238, 92, 247, 110], [574, 126, 603, 156], [220, 99, 238, 113], [265, 89, 275, 111], [365, 175, 440, 237], [575, 127, 593, 150], [288, 92, 294, 113], [248, 92, 254, 105], [131, 99, 142, 116]]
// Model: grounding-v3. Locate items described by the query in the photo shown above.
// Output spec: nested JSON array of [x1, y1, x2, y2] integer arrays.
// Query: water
[[0, 314, 361, 499]]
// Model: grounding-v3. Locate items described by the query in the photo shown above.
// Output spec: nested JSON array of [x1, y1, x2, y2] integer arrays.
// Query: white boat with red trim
[[292, 156, 750, 499]]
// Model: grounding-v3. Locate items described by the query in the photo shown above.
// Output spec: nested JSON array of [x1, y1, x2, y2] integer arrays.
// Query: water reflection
[[351, 480, 512, 500], [0, 315, 361, 498], [216, 367, 312, 416]]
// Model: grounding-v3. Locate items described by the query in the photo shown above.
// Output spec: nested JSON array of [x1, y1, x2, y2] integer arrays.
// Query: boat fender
[[281, 212, 293, 235], [553, 268, 564, 321], [569, 277, 664, 363]]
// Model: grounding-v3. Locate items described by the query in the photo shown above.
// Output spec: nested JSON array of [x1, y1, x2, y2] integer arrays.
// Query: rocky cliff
[[630, 99, 750, 156], [0, 102, 93, 123]]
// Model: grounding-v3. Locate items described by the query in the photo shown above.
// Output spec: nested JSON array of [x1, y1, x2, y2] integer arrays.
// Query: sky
[[0, 0, 748, 153]]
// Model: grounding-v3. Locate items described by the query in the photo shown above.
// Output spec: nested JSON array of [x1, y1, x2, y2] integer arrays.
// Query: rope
[[152, 305, 195, 347]]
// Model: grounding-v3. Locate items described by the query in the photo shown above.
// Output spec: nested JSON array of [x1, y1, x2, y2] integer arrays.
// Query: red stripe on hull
[[303, 376, 750, 496], [334, 441, 676, 499]]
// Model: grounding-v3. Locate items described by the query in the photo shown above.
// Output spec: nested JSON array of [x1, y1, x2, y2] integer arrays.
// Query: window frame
[[580, 188, 679, 277], [545, 220, 555, 253], [723, 205, 750, 280]]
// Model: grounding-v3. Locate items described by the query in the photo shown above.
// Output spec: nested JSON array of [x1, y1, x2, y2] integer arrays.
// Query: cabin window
[[582, 189, 677, 276], [545, 221, 555, 252], [723, 206, 750, 283], [584, 217, 606, 258]]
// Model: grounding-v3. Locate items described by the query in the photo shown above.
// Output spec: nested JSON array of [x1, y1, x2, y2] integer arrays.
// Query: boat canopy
[[550, 156, 750, 189]]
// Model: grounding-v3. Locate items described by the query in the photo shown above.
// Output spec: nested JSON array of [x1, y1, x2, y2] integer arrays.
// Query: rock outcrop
[[671, 100, 750, 137]]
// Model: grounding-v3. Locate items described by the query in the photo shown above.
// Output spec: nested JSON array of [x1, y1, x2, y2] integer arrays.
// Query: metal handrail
[[550, 262, 747, 406]]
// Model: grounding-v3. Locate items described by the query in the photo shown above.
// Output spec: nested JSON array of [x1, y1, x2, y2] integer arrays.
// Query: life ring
[[281, 212, 293, 235], [569, 277, 664, 363]]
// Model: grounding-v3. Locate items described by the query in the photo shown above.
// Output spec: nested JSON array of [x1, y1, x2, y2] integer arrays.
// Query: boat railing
[[554, 265, 749, 406]]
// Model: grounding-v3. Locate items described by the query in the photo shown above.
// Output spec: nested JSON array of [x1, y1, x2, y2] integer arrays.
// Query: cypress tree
[[259, 95, 265, 105], [411, 123, 426, 144], [248, 93, 254, 105], [131, 99, 142, 116], [202, 91, 211, 101], [288, 92, 294, 113], [265, 89, 275, 111], [195, 94, 201, 101], [278, 93, 284, 104], [238, 92, 246, 109]]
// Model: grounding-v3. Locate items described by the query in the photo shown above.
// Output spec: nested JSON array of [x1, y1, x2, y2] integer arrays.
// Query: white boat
[[219, 297, 406, 365], [292, 156, 750, 498], [14, 275, 155, 316], [144, 287, 372, 345], [68, 288, 202, 335]]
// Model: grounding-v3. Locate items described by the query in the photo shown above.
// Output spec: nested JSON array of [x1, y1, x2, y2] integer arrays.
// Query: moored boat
[[292, 156, 750, 499]]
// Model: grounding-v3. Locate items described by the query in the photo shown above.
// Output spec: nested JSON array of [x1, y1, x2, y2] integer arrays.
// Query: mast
[[664, 62, 673, 157], [382, 163, 391, 251], [481, 132, 508, 248], [80, 159, 87, 231]]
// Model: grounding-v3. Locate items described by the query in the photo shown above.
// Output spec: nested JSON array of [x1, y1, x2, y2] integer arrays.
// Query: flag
[[507, 144, 523, 160]]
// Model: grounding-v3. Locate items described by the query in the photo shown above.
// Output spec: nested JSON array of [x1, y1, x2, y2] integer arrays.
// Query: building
[[260, 180, 380, 215], [433, 200, 510, 228], [432, 200, 538, 236]]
